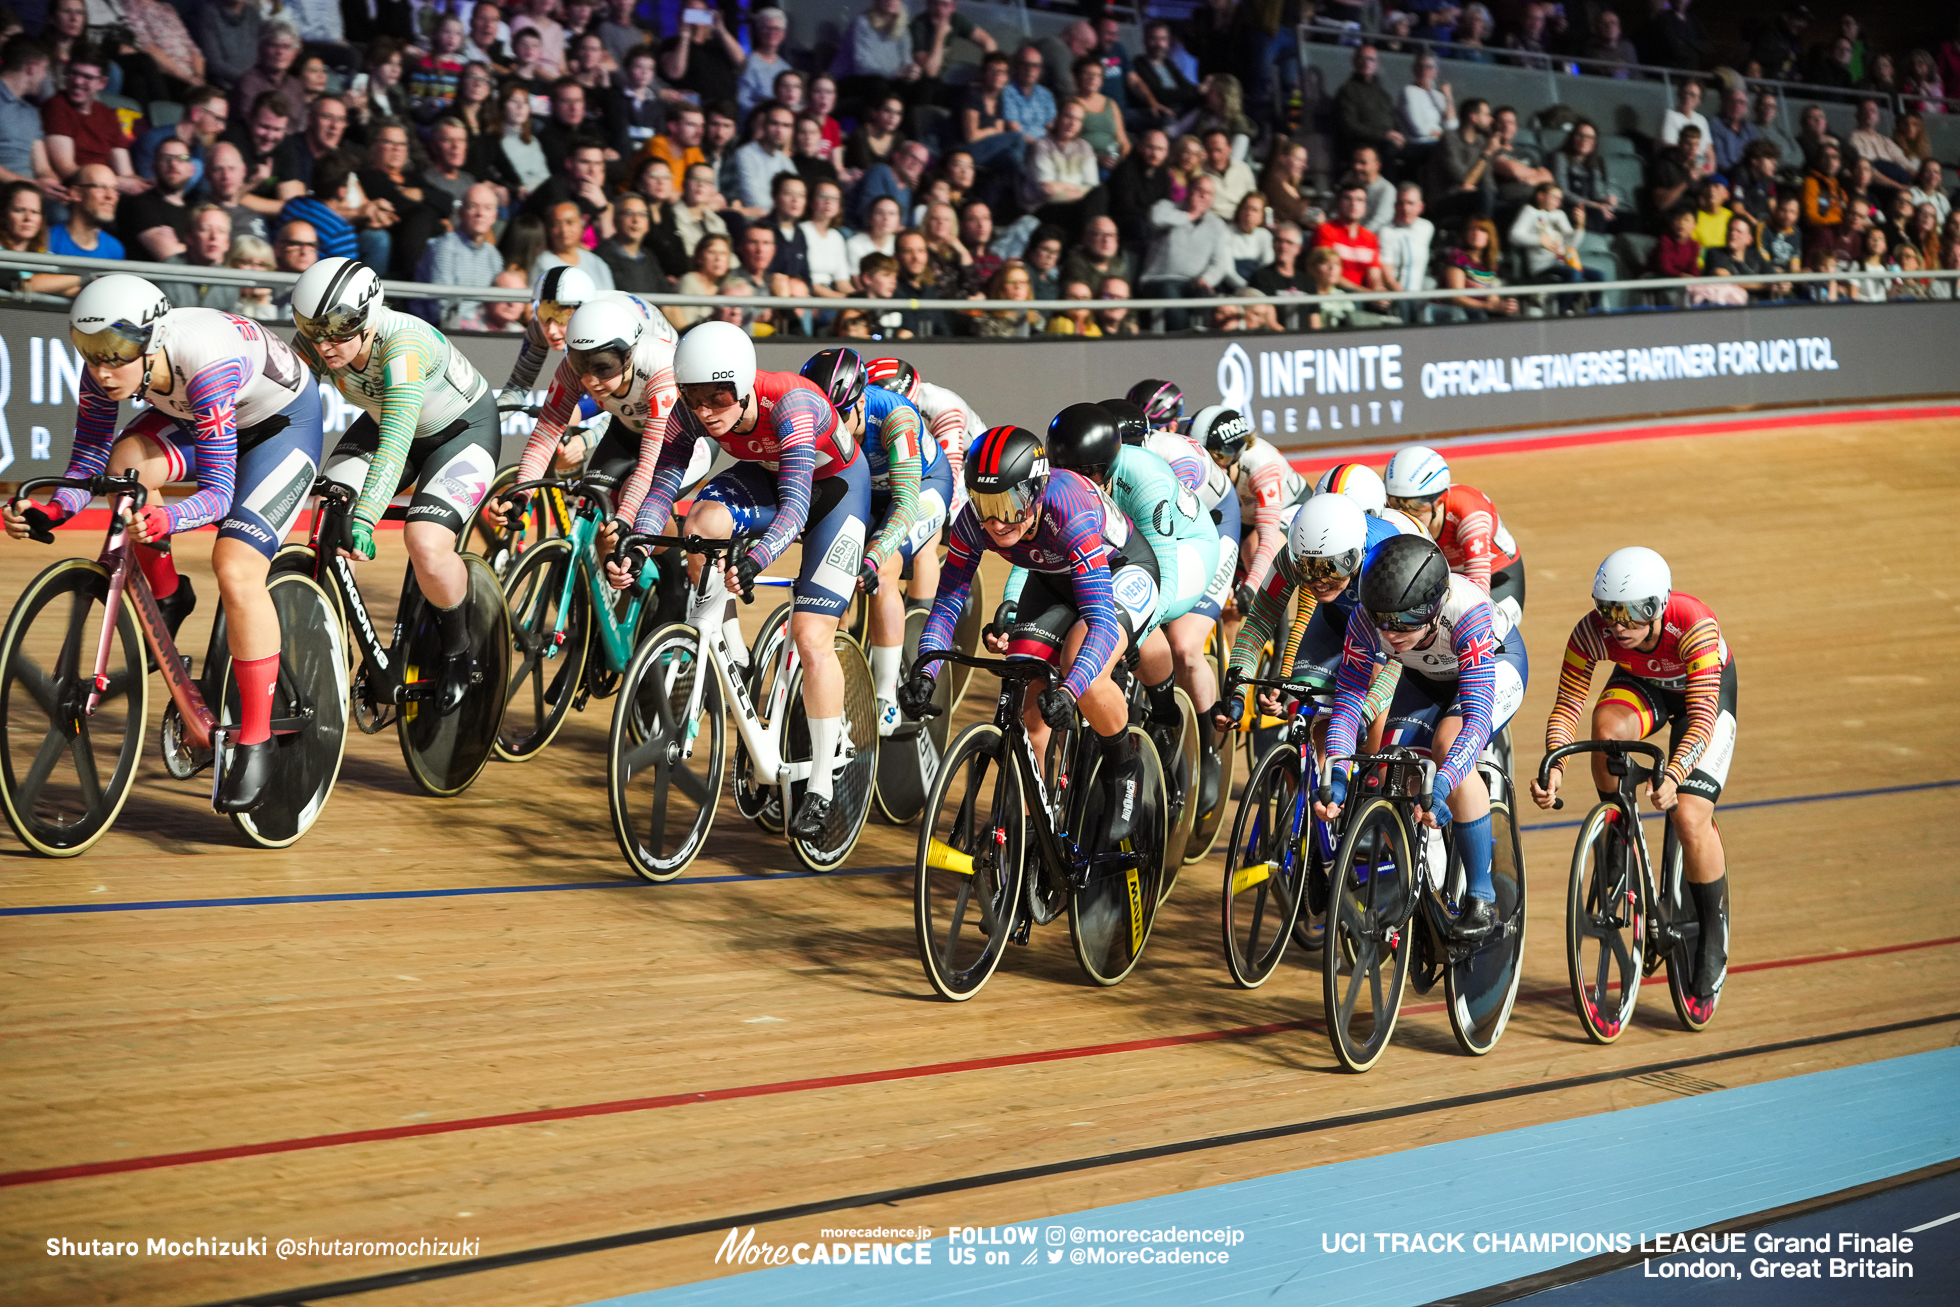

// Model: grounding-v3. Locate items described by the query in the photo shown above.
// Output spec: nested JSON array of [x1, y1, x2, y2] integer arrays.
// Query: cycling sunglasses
[[1372, 605, 1439, 633], [971, 484, 1039, 526], [537, 301, 579, 327], [1301, 550, 1362, 585], [70, 325, 148, 367], [680, 381, 741, 410], [1595, 597, 1664, 627], [1385, 493, 1443, 515]]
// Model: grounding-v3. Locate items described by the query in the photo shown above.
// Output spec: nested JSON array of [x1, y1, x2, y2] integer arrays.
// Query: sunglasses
[[1595, 598, 1664, 628], [680, 382, 740, 409], [1372, 608, 1437, 634], [1385, 494, 1441, 514], [1301, 552, 1361, 585], [972, 486, 1038, 526]]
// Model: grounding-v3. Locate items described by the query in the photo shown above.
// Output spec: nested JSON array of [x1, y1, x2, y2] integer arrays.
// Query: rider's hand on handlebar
[[1257, 687, 1284, 717], [1529, 765, 1562, 810], [726, 551, 761, 602], [1037, 684, 1076, 729], [897, 669, 939, 719], [127, 504, 172, 545], [4, 497, 60, 540], [1649, 773, 1680, 812], [552, 433, 587, 474], [1209, 693, 1243, 733], [982, 600, 1016, 653], [1313, 766, 1349, 822], [856, 557, 880, 595], [338, 518, 378, 561]]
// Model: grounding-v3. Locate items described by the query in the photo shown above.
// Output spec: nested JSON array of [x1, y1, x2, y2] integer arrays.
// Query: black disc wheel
[[914, 722, 1026, 1001], [1661, 836, 1716, 1031], [0, 559, 148, 857], [784, 633, 878, 872], [495, 540, 592, 762], [1067, 725, 1168, 987], [608, 623, 726, 882], [733, 601, 792, 833], [463, 465, 566, 579], [221, 573, 348, 849], [1221, 743, 1308, 990], [1565, 803, 1644, 1044], [397, 557, 510, 797], [874, 606, 939, 825], [1322, 797, 1415, 1073], [1184, 718, 1237, 865], [1158, 689, 1202, 904], [1443, 793, 1527, 1056]]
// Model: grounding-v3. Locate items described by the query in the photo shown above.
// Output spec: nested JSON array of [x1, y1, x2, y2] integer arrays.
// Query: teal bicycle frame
[[507, 474, 658, 680]]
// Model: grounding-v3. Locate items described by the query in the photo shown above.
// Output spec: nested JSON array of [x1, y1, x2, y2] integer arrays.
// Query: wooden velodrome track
[[2, 409, 1958, 1307]]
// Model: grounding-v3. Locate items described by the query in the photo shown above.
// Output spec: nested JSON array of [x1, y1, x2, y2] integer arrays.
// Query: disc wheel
[[495, 539, 591, 762], [914, 722, 1026, 1001], [462, 465, 566, 579], [874, 606, 938, 825], [1323, 797, 1414, 1073], [220, 573, 348, 848], [733, 601, 792, 833], [1661, 836, 1716, 1031], [784, 633, 878, 872], [608, 623, 726, 882], [1067, 725, 1168, 987], [0, 559, 147, 857], [1565, 803, 1643, 1044], [397, 557, 510, 797], [1443, 792, 1526, 1056], [1221, 743, 1308, 989], [1158, 689, 1202, 904], [1184, 720, 1237, 865]]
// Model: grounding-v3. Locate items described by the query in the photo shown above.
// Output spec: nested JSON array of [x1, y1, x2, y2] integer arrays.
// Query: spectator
[[356, 38, 410, 121], [1126, 20, 1199, 131], [135, 85, 227, 184], [1502, 4, 1551, 71], [854, 137, 928, 229], [1167, 133, 1205, 203], [961, 197, 1004, 282], [536, 197, 614, 291], [802, 177, 854, 296], [1690, 176, 1735, 251], [1400, 51, 1457, 146], [1891, 244, 1934, 300], [628, 156, 690, 280], [479, 268, 533, 332], [596, 0, 649, 69], [971, 258, 1041, 338], [156, 205, 240, 311], [44, 43, 139, 191], [644, 103, 706, 191], [49, 161, 122, 259], [1761, 193, 1804, 273], [1907, 160, 1949, 226], [1690, 209, 1768, 304], [278, 154, 380, 264], [1107, 125, 1171, 244], [793, 114, 841, 189], [1487, 105, 1553, 207], [1223, 191, 1270, 284], [1259, 139, 1315, 230], [1038, 22, 1096, 103], [1552, 119, 1621, 230], [1797, 246, 1841, 302], [1001, 44, 1056, 141], [1439, 218, 1519, 319], [462, 3, 512, 67], [758, 172, 812, 285], [273, 218, 319, 277], [1750, 5, 1809, 82], [416, 181, 504, 325], [117, 137, 196, 258], [1706, 89, 1756, 181], [1060, 214, 1134, 295], [1807, 33, 1857, 91], [920, 201, 977, 292], [1512, 181, 1602, 312], [662, 0, 745, 109], [735, 98, 798, 216], [1046, 280, 1100, 335], [1649, 207, 1702, 281], [1248, 221, 1307, 327], [1451, 4, 1497, 64], [847, 251, 911, 340], [419, 117, 480, 212], [122, 0, 207, 100], [610, 47, 667, 155], [1377, 184, 1434, 320], [1635, 0, 1712, 72], [1902, 54, 1946, 118], [1302, 248, 1352, 331], [842, 92, 907, 177], [1648, 124, 1704, 216], [506, 28, 553, 95], [198, 0, 265, 89], [737, 9, 793, 120], [1728, 141, 1780, 227], [893, 227, 952, 335], [537, 80, 603, 165], [1348, 145, 1394, 231], [201, 141, 267, 242], [0, 181, 77, 296], [232, 25, 308, 134], [1424, 97, 1497, 226], [271, 93, 347, 195], [1659, 80, 1713, 177], [1581, 8, 1637, 72], [362, 116, 454, 280], [1023, 98, 1103, 238], [729, 223, 787, 330], [1139, 172, 1232, 330], [847, 194, 902, 272], [1893, 111, 1932, 166], [411, 16, 469, 119], [1879, 190, 1917, 256], [1071, 54, 1127, 172], [962, 52, 1024, 171], [0, 37, 64, 202], [1314, 183, 1392, 292], [1795, 104, 1837, 171], [1751, 91, 1800, 180], [832, 0, 917, 107], [484, 79, 550, 201], [1848, 226, 1890, 303], [1842, 155, 1880, 228], [226, 234, 279, 320], [673, 161, 728, 257], [1095, 277, 1138, 335], [1023, 223, 1065, 299], [1847, 99, 1914, 189], [510, 0, 568, 78], [913, 0, 997, 88], [808, 75, 845, 155], [1333, 45, 1403, 168], [1202, 127, 1255, 220], [705, 98, 744, 202]]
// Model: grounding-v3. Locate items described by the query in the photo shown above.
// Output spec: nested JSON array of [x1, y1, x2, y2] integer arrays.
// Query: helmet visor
[[1372, 601, 1441, 633], [1595, 596, 1665, 627], [294, 305, 369, 344], [680, 381, 741, 411], [537, 300, 579, 327], [569, 344, 630, 382], [71, 323, 149, 367], [1386, 492, 1443, 515], [971, 482, 1040, 526], [1302, 549, 1363, 585]]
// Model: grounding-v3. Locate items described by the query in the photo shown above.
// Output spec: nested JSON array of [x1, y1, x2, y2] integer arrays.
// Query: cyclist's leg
[[686, 462, 778, 669], [1589, 673, 1661, 800], [1004, 571, 1086, 763], [864, 488, 906, 723], [904, 459, 953, 607], [110, 410, 199, 628], [786, 456, 870, 821], [1431, 648, 1525, 909], [1660, 661, 1737, 996], [398, 395, 501, 708]]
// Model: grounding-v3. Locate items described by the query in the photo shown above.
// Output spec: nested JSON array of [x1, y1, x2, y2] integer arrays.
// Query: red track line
[[2, 933, 1954, 1191]]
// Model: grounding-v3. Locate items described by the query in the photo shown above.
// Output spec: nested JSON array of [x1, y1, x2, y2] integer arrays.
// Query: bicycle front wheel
[[1323, 797, 1414, 1073], [397, 557, 511, 797], [1221, 743, 1307, 989], [1068, 725, 1168, 987], [496, 539, 592, 762], [915, 722, 1026, 1001], [608, 623, 726, 882], [222, 573, 348, 849], [0, 559, 148, 857], [1565, 803, 1643, 1044]]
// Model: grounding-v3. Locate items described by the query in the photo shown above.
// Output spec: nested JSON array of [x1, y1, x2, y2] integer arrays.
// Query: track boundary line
[[178, 1012, 1960, 1307]]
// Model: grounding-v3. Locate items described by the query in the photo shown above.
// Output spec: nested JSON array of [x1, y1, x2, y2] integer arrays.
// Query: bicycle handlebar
[[497, 402, 544, 418], [1536, 740, 1667, 808], [13, 472, 147, 542], [1320, 746, 1437, 812], [915, 648, 1055, 684], [1222, 666, 1336, 699]]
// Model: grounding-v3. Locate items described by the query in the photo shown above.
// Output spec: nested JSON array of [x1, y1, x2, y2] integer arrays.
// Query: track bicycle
[[1540, 740, 1715, 1041], [606, 533, 877, 880], [0, 472, 346, 854], [272, 478, 510, 798], [1127, 666, 1200, 906], [913, 648, 1170, 1001], [1318, 744, 1527, 1072], [458, 402, 578, 577], [1181, 621, 1235, 864]]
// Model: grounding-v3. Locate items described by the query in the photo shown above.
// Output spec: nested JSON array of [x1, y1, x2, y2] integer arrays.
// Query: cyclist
[[865, 357, 985, 518], [1202, 407, 1310, 613], [1530, 546, 1735, 1016], [291, 257, 502, 715], [1125, 378, 1186, 436], [800, 348, 952, 734], [506, 265, 597, 393], [4, 275, 325, 812], [615, 321, 869, 840], [1315, 462, 1387, 514], [1383, 445, 1526, 629], [900, 424, 1142, 842], [1313, 535, 1530, 941]]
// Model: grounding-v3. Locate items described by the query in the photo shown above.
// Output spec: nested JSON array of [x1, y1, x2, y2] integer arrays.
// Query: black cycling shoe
[[156, 576, 197, 638], [788, 791, 832, 840], [1102, 750, 1143, 846], [1197, 743, 1222, 815], [1691, 878, 1730, 1000], [214, 738, 274, 813], [436, 651, 478, 716], [1455, 897, 1498, 943]]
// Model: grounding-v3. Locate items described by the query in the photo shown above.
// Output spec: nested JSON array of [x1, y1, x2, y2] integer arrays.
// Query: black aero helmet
[[1100, 397, 1149, 446], [966, 425, 1048, 523], [1358, 534, 1451, 632], [1126, 378, 1184, 427], [1046, 403, 1120, 478], [865, 355, 919, 401], [800, 347, 867, 413], [1190, 405, 1251, 462]]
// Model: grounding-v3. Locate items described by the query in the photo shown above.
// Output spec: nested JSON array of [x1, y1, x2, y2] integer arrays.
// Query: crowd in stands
[[0, 0, 1952, 334]]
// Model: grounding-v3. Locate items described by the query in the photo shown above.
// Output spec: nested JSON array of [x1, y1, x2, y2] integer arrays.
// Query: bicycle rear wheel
[[1661, 834, 1716, 1031], [784, 633, 878, 873], [1159, 689, 1202, 904], [463, 465, 565, 579], [0, 559, 148, 857], [734, 601, 792, 833], [1184, 719, 1236, 865], [495, 539, 591, 762], [1443, 791, 1526, 1056], [1067, 726, 1168, 987], [915, 722, 1026, 1000], [222, 573, 348, 849], [608, 623, 726, 882], [1565, 803, 1644, 1044], [397, 557, 510, 797], [1221, 743, 1307, 989], [1323, 797, 1414, 1073]]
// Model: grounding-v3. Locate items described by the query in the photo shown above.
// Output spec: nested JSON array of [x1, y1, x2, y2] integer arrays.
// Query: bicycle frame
[[506, 477, 654, 677], [294, 479, 438, 713], [1222, 669, 1340, 891], [1541, 740, 1693, 960]]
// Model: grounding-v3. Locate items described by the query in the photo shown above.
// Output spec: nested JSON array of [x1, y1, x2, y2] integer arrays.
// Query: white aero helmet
[[1378, 506, 1427, 537], [1288, 492, 1368, 581], [1593, 546, 1672, 626], [70, 273, 171, 365], [533, 264, 598, 325], [565, 296, 644, 379], [1315, 461, 1388, 514], [674, 319, 756, 401], [1383, 445, 1451, 500], [291, 257, 384, 343]]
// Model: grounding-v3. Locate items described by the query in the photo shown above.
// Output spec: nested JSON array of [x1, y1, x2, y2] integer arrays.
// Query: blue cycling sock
[[1459, 813, 1494, 902]]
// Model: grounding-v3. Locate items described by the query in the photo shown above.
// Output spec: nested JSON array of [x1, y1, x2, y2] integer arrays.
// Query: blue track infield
[[592, 1047, 1960, 1307]]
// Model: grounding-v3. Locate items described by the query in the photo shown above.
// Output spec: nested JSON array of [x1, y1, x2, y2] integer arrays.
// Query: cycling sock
[[232, 653, 279, 746], [434, 599, 471, 657], [1458, 813, 1494, 902], [806, 715, 841, 799], [1597, 789, 1619, 805], [1143, 673, 1178, 726], [135, 542, 179, 599], [1690, 876, 1729, 980], [870, 644, 902, 703]]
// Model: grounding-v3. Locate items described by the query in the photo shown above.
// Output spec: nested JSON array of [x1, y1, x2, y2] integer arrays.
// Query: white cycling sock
[[870, 644, 902, 702], [806, 715, 841, 799]]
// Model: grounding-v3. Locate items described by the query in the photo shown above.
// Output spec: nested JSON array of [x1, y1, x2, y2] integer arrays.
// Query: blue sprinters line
[[7, 777, 1957, 920]]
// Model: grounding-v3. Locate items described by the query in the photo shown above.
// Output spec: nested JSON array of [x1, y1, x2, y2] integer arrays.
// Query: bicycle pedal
[[1009, 914, 1032, 945], [572, 687, 592, 713]]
